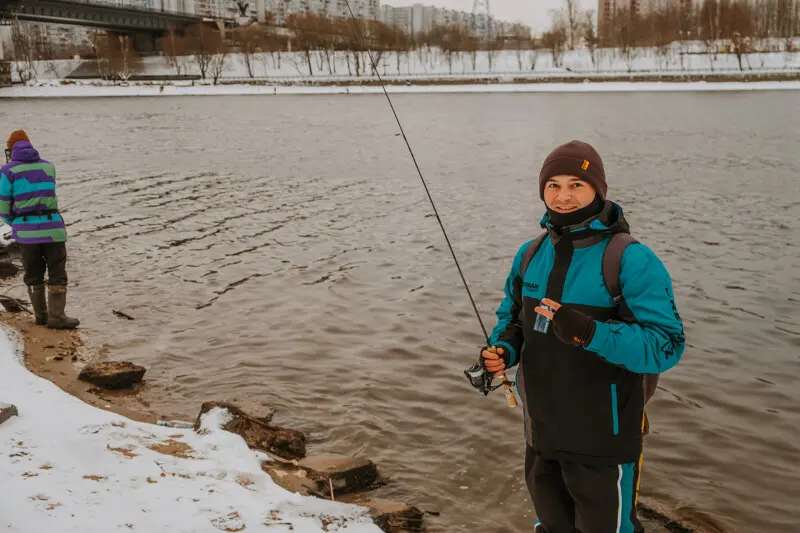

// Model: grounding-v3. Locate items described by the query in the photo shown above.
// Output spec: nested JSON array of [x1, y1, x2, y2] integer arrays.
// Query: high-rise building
[[194, 0, 236, 18], [378, 2, 528, 38], [267, 0, 378, 24], [597, 0, 692, 42]]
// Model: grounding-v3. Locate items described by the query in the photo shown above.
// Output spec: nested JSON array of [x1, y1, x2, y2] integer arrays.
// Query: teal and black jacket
[[489, 201, 686, 465]]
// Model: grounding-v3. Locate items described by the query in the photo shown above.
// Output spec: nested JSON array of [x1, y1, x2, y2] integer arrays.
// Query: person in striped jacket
[[1, 130, 79, 329]]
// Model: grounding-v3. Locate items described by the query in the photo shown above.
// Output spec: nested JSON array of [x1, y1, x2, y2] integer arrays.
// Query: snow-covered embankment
[[0, 327, 383, 533]]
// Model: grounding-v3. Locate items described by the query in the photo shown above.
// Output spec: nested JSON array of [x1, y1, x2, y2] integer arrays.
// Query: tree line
[[6, 0, 800, 82], [549, 0, 800, 70]]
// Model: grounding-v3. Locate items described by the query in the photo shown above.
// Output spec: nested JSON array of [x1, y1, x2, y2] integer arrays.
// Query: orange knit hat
[[7, 130, 30, 152]]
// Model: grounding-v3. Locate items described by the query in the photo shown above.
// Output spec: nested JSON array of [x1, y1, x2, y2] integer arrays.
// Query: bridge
[[1, 0, 232, 52]]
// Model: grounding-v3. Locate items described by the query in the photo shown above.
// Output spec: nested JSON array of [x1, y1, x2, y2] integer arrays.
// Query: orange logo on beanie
[[581, 159, 590, 171]]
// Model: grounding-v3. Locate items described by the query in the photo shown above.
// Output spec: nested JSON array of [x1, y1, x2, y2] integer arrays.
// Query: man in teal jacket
[[481, 140, 686, 533]]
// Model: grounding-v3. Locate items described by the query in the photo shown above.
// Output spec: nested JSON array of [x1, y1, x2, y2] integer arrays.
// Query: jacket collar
[[539, 200, 630, 248]]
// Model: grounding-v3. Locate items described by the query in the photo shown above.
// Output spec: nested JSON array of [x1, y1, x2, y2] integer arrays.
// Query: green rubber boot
[[46, 285, 80, 330], [27, 284, 48, 326]]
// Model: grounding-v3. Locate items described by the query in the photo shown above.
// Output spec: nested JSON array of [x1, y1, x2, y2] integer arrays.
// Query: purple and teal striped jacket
[[0, 141, 67, 244]]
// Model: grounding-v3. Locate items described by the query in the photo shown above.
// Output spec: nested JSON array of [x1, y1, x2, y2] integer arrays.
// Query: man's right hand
[[481, 346, 508, 377]]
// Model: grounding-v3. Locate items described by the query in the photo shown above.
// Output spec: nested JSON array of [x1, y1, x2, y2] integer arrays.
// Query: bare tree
[[612, 7, 640, 72], [486, 37, 502, 71], [783, 36, 794, 68], [316, 16, 337, 74], [183, 23, 221, 79], [530, 37, 541, 70], [699, 0, 720, 71], [427, 24, 469, 75], [209, 44, 229, 84], [384, 24, 411, 75], [88, 30, 108, 79], [414, 39, 431, 74], [751, 0, 773, 67], [113, 35, 139, 81], [775, 0, 793, 38], [284, 13, 322, 77], [542, 13, 568, 68], [234, 23, 265, 78], [90, 31, 142, 82], [508, 23, 531, 71], [775, 0, 796, 67], [563, 0, 581, 50], [10, 21, 41, 84], [675, 1, 693, 71], [160, 25, 188, 76], [338, 17, 368, 77], [581, 10, 599, 69], [364, 20, 403, 75], [651, 7, 677, 70], [460, 34, 479, 72], [722, 2, 755, 71], [264, 31, 286, 71]]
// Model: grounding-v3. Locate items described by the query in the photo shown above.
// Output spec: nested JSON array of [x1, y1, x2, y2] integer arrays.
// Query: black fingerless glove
[[552, 305, 596, 347], [480, 345, 511, 367]]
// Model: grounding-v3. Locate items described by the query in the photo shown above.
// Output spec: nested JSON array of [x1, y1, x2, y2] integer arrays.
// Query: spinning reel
[[463, 358, 518, 407]]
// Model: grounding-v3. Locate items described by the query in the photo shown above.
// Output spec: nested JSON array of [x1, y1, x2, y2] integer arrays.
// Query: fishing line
[[340, 1, 488, 342], [339, 3, 517, 406]]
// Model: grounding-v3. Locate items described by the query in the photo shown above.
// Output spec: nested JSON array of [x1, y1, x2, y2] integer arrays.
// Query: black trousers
[[525, 445, 644, 533], [21, 242, 68, 287]]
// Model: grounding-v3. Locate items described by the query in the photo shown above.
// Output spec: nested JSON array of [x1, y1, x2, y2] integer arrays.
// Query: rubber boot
[[27, 284, 48, 326], [46, 285, 80, 330]]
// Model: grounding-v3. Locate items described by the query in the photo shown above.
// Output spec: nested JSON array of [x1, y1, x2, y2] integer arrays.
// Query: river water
[[2, 90, 798, 533]]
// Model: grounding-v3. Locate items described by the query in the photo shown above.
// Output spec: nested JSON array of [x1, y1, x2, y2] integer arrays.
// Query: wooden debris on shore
[[194, 401, 306, 460], [0, 295, 30, 313], [194, 400, 427, 532]]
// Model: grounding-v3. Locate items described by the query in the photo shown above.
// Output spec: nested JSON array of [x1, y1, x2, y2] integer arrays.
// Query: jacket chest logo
[[523, 281, 539, 292]]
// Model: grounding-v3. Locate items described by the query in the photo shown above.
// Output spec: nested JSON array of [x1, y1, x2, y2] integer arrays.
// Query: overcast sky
[[382, 0, 596, 33]]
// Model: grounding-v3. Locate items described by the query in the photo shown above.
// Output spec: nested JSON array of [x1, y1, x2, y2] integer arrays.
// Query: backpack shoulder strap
[[513, 232, 548, 306], [602, 233, 638, 303], [521, 232, 548, 279], [602, 233, 660, 403], [602, 233, 638, 321]]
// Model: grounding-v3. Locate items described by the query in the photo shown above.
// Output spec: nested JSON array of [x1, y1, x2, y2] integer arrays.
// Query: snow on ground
[[0, 328, 383, 533], [1, 79, 799, 98], [15, 45, 800, 83]]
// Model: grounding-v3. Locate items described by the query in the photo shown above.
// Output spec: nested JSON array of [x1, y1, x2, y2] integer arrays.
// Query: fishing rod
[[340, 1, 517, 408]]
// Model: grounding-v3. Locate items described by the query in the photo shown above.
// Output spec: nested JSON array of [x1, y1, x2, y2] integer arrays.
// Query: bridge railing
[[15, 0, 203, 19]]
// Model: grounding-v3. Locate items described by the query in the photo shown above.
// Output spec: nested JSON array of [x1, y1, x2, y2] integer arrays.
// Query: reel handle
[[498, 371, 518, 408]]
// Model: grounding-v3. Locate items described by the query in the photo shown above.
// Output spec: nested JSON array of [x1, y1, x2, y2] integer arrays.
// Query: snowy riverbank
[[6, 44, 798, 97], [2, 78, 800, 98], [13, 45, 800, 82], [0, 327, 383, 533]]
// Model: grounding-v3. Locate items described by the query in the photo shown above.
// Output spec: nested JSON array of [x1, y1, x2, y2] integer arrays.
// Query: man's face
[[543, 175, 597, 213]]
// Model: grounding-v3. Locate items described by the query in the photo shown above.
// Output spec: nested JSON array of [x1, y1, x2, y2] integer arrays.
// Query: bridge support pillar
[[131, 32, 158, 56], [110, 31, 158, 56]]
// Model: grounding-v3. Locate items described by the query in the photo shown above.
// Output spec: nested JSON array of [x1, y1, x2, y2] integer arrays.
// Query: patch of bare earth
[[0, 310, 157, 424]]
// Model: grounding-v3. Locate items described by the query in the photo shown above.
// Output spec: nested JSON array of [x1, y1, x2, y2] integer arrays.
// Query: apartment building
[[378, 3, 529, 38]]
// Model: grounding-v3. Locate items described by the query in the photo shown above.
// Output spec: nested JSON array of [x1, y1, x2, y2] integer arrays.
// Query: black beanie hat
[[538, 140, 607, 200]]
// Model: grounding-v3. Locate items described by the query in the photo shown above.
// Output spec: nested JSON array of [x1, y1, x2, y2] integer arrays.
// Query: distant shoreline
[[2, 76, 800, 98]]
